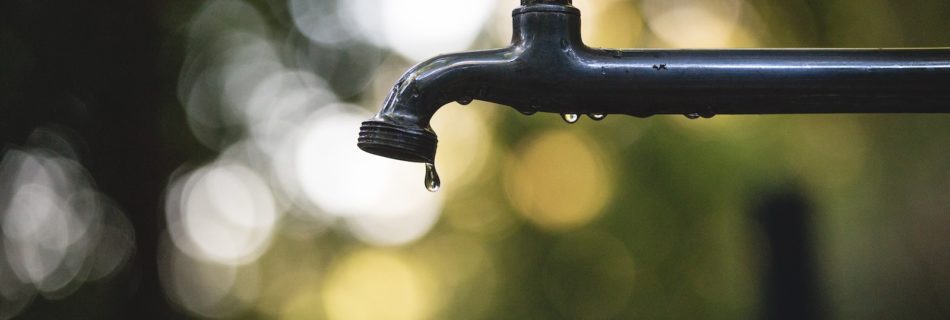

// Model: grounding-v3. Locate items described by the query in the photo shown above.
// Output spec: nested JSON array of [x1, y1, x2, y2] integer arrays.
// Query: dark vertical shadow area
[[1, 0, 177, 318], [754, 187, 824, 320]]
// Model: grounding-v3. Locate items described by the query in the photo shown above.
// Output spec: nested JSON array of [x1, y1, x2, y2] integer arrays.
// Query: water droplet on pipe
[[561, 113, 580, 124]]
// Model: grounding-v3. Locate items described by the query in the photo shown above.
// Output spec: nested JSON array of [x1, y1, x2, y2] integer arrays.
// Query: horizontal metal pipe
[[358, 0, 950, 164], [557, 48, 950, 117]]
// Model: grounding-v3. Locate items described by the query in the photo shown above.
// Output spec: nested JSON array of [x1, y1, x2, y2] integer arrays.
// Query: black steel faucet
[[358, 0, 950, 190]]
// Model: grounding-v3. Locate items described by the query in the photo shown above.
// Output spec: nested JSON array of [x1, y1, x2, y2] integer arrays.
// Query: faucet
[[358, 0, 950, 191]]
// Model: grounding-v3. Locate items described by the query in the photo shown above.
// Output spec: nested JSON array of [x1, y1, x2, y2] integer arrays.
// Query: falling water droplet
[[561, 113, 580, 124], [457, 96, 473, 105], [589, 113, 606, 121], [425, 163, 441, 192], [685, 113, 701, 120]]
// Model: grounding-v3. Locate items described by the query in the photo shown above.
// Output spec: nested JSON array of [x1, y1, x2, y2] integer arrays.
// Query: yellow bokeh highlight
[[431, 102, 495, 193], [258, 235, 324, 317], [505, 130, 613, 231], [409, 234, 497, 318], [641, 0, 752, 48], [575, 0, 644, 49], [322, 250, 434, 320]]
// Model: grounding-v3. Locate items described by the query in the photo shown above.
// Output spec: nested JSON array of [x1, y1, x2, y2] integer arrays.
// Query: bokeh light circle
[[504, 130, 613, 231], [294, 106, 443, 246], [344, 0, 499, 62], [167, 162, 279, 265], [322, 250, 434, 320], [641, 0, 744, 48]]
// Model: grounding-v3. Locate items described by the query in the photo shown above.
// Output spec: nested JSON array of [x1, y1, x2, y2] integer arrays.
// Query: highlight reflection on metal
[[358, 0, 950, 164]]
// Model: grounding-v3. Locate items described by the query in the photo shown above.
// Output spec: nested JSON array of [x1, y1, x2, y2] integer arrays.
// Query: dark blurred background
[[2, 0, 950, 319]]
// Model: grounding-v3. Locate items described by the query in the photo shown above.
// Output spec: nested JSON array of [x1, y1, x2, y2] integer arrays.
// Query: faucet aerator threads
[[358, 120, 438, 164]]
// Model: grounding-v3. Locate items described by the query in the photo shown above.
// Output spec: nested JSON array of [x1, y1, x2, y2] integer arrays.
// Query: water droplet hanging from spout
[[457, 96, 473, 105], [561, 113, 580, 124], [685, 113, 701, 120], [588, 113, 606, 121], [425, 163, 441, 192]]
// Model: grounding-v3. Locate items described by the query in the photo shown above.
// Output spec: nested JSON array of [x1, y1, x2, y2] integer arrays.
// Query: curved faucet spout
[[373, 48, 520, 129], [360, 0, 950, 166], [358, 1, 586, 163], [358, 48, 520, 164]]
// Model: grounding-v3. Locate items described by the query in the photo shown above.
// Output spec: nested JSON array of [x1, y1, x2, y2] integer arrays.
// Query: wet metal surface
[[359, 0, 950, 165]]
